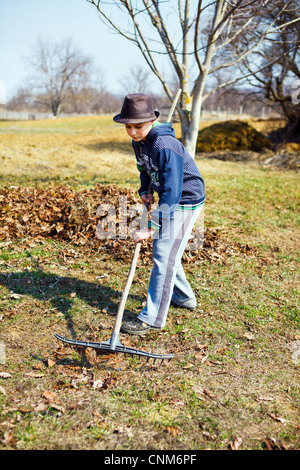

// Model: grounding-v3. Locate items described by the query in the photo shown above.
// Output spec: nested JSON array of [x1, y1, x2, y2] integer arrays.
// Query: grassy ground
[[0, 116, 299, 450]]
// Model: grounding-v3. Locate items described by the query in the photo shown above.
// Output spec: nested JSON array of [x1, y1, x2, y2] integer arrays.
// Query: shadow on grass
[[82, 140, 132, 154], [0, 270, 143, 340]]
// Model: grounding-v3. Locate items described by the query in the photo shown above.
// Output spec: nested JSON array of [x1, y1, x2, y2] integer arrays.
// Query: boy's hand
[[141, 193, 154, 211], [134, 228, 154, 244]]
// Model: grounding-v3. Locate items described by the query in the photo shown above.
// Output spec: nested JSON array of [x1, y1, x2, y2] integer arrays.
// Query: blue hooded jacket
[[132, 122, 205, 230]]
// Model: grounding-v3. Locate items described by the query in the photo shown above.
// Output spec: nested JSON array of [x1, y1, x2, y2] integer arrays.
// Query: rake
[[55, 89, 182, 362]]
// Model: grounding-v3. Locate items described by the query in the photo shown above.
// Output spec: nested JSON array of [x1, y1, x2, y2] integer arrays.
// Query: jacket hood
[[146, 122, 175, 144]]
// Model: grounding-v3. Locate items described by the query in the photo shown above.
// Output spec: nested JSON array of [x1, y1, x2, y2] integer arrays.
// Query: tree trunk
[[51, 98, 61, 117], [181, 109, 201, 158], [282, 112, 300, 142], [180, 75, 207, 158], [179, 0, 223, 158]]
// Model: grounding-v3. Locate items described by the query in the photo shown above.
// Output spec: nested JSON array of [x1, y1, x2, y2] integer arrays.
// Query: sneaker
[[171, 300, 196, 310], [121, 319, 160, 335]]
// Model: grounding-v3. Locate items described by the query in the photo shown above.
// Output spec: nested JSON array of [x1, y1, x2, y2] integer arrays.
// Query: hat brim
[[113, 110, 160, 124]]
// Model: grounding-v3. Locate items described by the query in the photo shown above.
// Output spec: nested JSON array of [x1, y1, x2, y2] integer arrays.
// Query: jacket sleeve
[[149, 148, 184, 231], [132, 141, 151, 197], [137, 166, 151, 197]]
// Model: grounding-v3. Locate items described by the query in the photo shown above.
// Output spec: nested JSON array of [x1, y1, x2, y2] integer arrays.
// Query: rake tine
[[54, 333, 174, 362]]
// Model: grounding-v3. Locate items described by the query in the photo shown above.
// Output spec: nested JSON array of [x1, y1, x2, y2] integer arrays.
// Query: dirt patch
[[196, 147, 300, 171], [195, 120, 300, 170], [196, 121, 272, 153]]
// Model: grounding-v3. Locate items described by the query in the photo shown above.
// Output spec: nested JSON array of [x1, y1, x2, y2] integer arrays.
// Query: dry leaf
[[182, 362, 194, 369], [194, 385, 217, 400], [9, 293, 22, 299], [0, 372, 12, 379], [203, 388, 217, 399], [264, 437, 282, 450], [243, 332, 255, 340], [1, 431, 16, 447], [34, 403, 48, 412], [46, 359, 56, 368], [42, 390, 65, 413], [114, 426, 134, 437], [0, 422, 16, 429], [66, 292, 76, 299], [25, 372, 46, 378], [256, 395, 275, 402], [48, 403, 65, 413], [42, 390, 57, 402], [0, 185, 256, 264], [93, 378, 104, 389], [194, 385, 205, 396], [195, 344, 208, 352], [166, 426, 180, 437], [268, 413, 287, 424], [229, 437, 242, 450]]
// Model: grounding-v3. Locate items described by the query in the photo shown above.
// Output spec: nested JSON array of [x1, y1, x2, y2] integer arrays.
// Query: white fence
[[0, 111, 54, 120], [0, 107, 281, 122]]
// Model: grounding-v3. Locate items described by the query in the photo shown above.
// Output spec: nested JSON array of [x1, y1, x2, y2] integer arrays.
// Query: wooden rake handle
[[166, 88, 182, 122], [112, 204, 148, 336]]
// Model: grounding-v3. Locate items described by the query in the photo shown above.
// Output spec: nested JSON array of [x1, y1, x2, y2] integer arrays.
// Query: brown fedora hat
[[113, 93, 159, 124]]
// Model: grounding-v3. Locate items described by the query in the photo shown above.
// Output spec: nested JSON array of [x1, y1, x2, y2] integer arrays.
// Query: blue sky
[[0, 0, 157, 102]]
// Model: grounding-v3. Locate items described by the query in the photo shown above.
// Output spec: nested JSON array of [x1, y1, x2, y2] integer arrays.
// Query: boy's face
[[125, 120, 155, 142]]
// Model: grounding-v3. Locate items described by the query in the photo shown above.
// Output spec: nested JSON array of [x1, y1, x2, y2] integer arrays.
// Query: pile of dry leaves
[[0, 184, 254, 264]]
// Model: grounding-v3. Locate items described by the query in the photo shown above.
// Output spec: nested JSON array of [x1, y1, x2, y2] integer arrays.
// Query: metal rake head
[[54, 332, 174, 364]]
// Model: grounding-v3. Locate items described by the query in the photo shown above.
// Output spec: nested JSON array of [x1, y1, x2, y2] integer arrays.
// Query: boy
[[113, 93, 205, 334]]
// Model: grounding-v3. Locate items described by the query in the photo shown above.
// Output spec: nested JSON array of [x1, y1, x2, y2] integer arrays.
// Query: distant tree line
[[4, 2, 300, 146], [5, 83, 122, 116], [4, 36, 284, 118]]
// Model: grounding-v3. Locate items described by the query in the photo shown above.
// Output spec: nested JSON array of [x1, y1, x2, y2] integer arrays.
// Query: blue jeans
[[138, 204, 203, 328]]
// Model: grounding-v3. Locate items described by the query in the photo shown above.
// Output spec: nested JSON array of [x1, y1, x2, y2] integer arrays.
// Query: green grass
[[0, 116, 299, 450]]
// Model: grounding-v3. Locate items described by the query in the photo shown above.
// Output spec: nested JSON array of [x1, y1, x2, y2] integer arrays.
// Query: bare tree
[[25, 38, 94, 116], [119, 64, 153, 93], [241, 0, 300, 141], [5, 87, 35, 111], [87, 0, 300, 157]]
